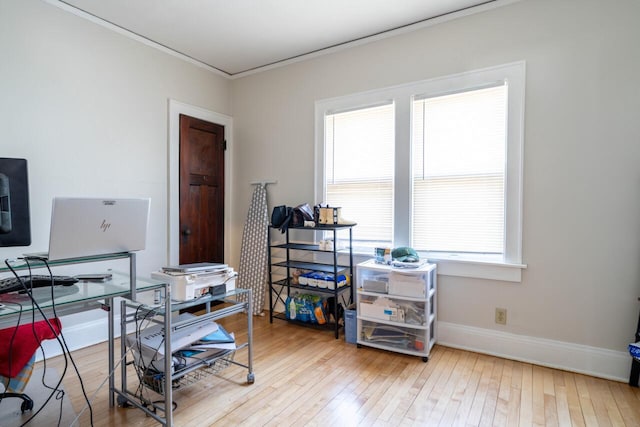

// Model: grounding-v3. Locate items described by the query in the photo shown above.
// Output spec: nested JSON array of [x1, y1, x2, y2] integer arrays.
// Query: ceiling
[[51, 0, 507, 78]]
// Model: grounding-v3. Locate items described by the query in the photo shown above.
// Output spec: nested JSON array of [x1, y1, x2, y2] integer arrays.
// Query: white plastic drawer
[[388, 271, 428, 297], [359, 294, 426, 325], [360, 320, 428, 353], [358, 269, 389, 293]]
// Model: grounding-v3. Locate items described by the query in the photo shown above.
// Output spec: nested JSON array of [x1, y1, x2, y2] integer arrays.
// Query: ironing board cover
[[237, 184, 269, 315]]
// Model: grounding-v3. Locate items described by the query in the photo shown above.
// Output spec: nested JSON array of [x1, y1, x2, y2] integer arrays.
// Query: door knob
[[182, 228, 192, 236]]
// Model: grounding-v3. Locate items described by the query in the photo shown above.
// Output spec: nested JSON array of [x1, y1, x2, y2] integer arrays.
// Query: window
[[315, 62, 526, 281], [412, 84, 506, 254], [324, 103, 394, 249]]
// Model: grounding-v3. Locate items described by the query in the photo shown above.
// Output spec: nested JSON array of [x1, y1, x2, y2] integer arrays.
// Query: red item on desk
[[0, 318, 62, 378]]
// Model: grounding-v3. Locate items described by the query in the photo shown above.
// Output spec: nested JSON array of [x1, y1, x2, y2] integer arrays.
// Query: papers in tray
[[136, 313, 220, 355], [197, 324, 234, 344], [161, 262, 228, 274], [188, 332, 236, 351], [363, 324, 412, 347], [128, 314, 238, 374], [187, 325, 236, 350], [134, 314, 237, 354]]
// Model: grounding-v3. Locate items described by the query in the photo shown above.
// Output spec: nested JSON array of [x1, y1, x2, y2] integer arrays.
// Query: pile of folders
[[128, 313, 236, 375]]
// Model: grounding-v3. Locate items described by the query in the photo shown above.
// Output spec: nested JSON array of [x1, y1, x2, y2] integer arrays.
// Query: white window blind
[[412, 84, 507, 253], [325, 103, 394, 247]]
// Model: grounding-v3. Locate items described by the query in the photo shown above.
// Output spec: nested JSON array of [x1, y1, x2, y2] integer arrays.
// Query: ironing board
[[237, 184, 269, 315]]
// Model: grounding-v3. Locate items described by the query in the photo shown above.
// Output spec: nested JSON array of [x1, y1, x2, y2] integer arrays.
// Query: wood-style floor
[[34, 314, 640, 426]]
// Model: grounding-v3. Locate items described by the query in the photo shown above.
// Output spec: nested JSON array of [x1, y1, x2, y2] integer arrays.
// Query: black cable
[[3, 258, 96, 426], [4, 259, 68, 427], [130, 304, 179, 412], [131, 304, 158, 402], [31, 258, 94, 427], [132, 304, 150, 400], [28, 260, 69, 427]]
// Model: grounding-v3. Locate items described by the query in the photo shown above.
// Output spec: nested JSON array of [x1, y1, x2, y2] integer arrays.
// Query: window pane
[[412, 85, 506, 253], [325, 104, 394, 248]]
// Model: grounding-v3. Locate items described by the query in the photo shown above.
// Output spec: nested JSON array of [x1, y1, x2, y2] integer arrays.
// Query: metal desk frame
[[115, 287, 254, 426]]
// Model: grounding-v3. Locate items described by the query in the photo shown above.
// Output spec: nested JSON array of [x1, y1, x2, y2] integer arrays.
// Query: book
[[161, 263, 228, 274], [198, 324, 234, 344]]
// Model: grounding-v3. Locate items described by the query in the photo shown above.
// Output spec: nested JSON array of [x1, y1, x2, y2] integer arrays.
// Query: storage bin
[[360, 320, 424, 351], [389, 271, 428, 297], [344, 304, 357, 344], [359, 301, 404, 322], [359, 294, 426, 325]]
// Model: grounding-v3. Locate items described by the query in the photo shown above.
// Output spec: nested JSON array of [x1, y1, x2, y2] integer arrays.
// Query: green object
[[392, 246, 419, 262]]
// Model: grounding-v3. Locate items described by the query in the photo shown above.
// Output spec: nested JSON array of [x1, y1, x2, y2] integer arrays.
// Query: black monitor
[[0, 158, 31, 247]]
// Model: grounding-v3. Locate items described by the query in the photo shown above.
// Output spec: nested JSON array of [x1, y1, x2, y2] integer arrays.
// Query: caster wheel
[[247, 373, 255, 384], [356, 344, 362, 348], [117, 395, 132, 407], [421, 356, 429, 363], [21, 399, 34, 413]]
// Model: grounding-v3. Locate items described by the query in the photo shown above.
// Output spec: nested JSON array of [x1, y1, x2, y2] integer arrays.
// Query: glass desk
[[0, 252, 165, 408]]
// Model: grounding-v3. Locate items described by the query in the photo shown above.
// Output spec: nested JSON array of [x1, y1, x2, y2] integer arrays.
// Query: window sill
[[424, 252, 526, 282]]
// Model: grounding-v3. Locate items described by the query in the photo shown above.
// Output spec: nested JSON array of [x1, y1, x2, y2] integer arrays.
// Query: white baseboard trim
[[437, 321, 632, 383], [36, 317, 633, 383]]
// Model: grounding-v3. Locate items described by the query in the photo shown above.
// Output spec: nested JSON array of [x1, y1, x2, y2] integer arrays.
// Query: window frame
[[314, 62, 527, 282]]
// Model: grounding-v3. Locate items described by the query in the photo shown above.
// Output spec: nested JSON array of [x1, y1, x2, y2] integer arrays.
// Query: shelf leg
[[107, 297, 114, 407], [164, 282, 173, 426]]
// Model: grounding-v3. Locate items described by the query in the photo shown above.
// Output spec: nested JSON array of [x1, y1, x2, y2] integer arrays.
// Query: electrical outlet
[[495, 308, 507, 325]]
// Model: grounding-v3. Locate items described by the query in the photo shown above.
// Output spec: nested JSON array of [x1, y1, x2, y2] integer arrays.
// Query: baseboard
[[437, 321, 632, 383], [37, 317, 633, 383], [37, 317, 116, 361]]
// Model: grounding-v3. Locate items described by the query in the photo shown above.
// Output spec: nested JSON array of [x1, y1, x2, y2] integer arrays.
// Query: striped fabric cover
[[0, 354, 35, 393]]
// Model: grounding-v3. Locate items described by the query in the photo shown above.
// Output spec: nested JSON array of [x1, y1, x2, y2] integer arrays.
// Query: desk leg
[[107, 297, 115, 406]]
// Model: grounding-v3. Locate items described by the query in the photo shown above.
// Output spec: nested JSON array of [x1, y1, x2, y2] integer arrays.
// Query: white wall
[[0, 0, 231, 274], [231, 0, 640, 381], [0, 0, 231, 353]]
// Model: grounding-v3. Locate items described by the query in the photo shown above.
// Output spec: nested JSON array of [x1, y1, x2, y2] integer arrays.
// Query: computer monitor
[[0, 158, 31, 247]]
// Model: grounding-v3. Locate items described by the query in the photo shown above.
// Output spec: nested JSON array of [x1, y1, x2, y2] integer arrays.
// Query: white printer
[[151, 264, 237, 301]]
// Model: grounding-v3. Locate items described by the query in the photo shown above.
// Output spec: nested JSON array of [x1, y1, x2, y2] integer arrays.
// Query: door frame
[[168, 99, 233, 265]]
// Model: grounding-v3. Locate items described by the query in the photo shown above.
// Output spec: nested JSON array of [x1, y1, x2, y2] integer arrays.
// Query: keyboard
[[0, 275, 79, 294]]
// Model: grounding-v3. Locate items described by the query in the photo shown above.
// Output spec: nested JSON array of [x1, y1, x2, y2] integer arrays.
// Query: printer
[[151, 265, 237, 301]]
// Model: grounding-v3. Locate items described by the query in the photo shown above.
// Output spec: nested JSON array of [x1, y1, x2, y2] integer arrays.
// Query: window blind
[[412, 84, 507, 253], [325, 103, 394, 247]]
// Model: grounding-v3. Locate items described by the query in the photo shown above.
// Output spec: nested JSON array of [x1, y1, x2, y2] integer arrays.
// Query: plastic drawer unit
[[356, 259, 437, 362]]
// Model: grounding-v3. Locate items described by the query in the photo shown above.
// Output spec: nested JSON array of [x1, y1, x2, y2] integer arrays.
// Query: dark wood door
[[179, 114, 225, 264]]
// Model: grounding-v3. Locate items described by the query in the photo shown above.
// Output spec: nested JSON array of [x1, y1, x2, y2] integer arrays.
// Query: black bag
[[292, 203, 314, 227], [271, 205, 293, 233], [271, 205, 288, 228]]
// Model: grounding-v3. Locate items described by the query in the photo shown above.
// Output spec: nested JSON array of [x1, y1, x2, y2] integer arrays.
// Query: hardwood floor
[[37, 315, 640, 426]]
